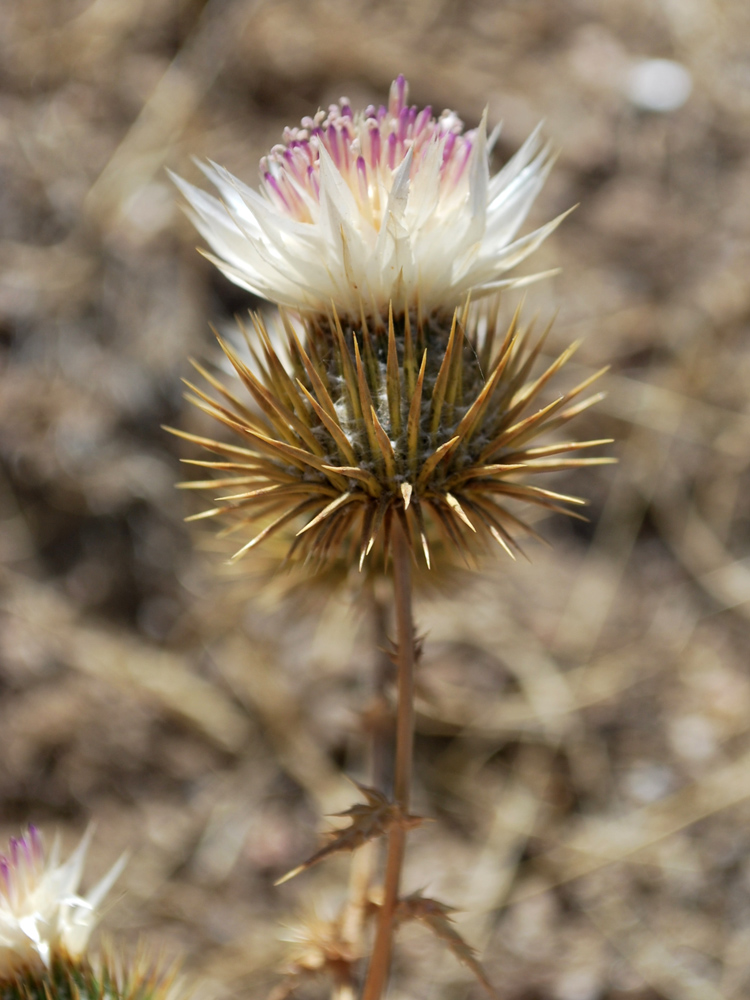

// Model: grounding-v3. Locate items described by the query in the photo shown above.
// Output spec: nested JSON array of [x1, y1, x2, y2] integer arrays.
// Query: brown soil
[[1, 2, 750, 998]]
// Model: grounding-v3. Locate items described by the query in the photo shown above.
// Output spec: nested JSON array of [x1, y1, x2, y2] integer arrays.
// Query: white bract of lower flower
[[0, 827, 126, 975], [173, 76, 564, 320]]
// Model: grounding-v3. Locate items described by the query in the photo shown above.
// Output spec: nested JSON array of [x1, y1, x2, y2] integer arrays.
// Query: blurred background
[[1, 1, 750, 998]]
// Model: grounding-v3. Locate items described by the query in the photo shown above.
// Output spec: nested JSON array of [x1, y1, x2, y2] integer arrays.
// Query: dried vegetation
[[1, 1, 750, 998]]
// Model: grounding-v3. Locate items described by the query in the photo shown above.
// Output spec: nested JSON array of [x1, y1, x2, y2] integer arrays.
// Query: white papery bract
[[173, 76, 563, 321], [0, 827, 126, 976]]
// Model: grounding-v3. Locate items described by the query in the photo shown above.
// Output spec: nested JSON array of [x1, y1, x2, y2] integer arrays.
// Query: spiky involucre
[[170, 300, 611, 582], [0, 953, 180, 1000]]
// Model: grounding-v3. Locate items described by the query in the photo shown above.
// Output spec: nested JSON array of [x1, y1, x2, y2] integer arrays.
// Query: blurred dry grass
[[1, 1, 750, 998]]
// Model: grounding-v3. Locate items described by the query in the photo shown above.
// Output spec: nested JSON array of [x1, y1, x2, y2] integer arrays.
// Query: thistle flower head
[[0, 827, 126, 977], [172, 76, 563, 321], [171, 77, 610, 585]]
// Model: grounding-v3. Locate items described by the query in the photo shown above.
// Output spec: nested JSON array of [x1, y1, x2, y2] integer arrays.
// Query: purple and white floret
[[173, 76, 563, 320]]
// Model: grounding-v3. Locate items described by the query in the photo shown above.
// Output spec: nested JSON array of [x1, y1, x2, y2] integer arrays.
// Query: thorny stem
[[342, 587, 396, 964], [343, 587, 395, 954], [369, 584, 397, 797], [362, 518, 415, 1000]]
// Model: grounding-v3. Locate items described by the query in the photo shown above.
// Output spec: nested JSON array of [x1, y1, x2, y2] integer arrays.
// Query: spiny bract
[[1, 953, 181, 1000], [170, 301, 612, 582]]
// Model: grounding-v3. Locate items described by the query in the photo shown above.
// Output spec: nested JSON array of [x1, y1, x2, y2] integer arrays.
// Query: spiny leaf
[[397, 892, 498, 998], [489, 524, 517, 559], [462, 493, 547, 549], [361, 314, 380, 388], [275, 782, 426, 885], [483, 482, 588, 507], [213, 337, 295, 437], [234, 316, 272, 383], [310, 504, 359, 568], [358, 503, 377, 571], [184, 505, 225, 522], [216, 482, 335, 503]]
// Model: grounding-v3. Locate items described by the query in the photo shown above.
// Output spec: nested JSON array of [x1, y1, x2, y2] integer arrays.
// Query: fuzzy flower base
[[171, 302, 612, 585]]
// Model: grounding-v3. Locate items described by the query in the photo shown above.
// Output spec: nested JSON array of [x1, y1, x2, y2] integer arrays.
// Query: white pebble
[[626, 58, 693, 112]]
